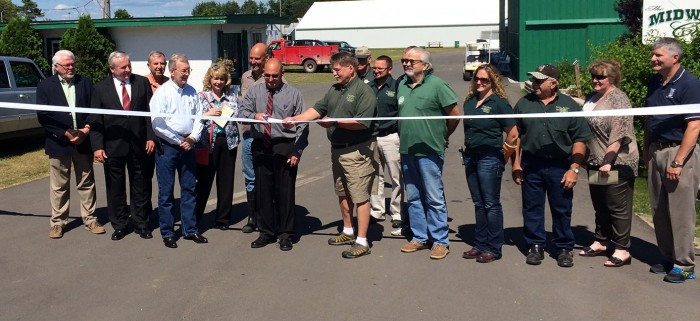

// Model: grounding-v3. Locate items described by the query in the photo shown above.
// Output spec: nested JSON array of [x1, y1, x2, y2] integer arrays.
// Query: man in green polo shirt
[[396, 47, 461, 260], [284, 51, 378, 259], [512, 64, 591, 268]]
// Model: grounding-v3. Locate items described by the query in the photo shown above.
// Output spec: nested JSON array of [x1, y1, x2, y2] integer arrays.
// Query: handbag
[[195, 93, 216, 165]]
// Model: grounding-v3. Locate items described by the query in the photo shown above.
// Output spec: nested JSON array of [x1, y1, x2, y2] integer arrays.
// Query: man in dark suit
[[37, 50, 105, 239], [90, 51, 156, 240]]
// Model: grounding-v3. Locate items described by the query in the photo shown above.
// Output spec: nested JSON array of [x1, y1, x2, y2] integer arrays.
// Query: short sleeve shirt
[[397, 72, 458, 156], [463, 94, 516, 150], [312, 76, 377, 145], [645, 66, 700, 143], [514, 91, 592, 159], [369, 76, 398, 129]]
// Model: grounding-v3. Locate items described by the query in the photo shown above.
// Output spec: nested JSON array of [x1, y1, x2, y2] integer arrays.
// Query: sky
[[30, 0, 248, 20]]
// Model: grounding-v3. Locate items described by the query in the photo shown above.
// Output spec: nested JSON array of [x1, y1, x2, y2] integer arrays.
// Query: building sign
[[643, 0, 700, 43]]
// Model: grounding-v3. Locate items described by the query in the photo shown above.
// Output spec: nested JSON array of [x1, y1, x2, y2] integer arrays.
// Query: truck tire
[[463, 71, 472, 81], [303, 59, 318, 73]]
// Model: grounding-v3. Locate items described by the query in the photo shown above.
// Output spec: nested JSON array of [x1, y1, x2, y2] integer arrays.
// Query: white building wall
[[295, 25, 499, 49], [111, 25, 215, 92]]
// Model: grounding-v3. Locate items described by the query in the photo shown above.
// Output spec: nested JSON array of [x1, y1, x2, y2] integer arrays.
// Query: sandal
[[604, 256, 632, 267], [578, 246, 606, 257]]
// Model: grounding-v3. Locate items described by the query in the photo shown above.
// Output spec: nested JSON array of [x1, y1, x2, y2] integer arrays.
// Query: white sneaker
[[390, 228, 402, 236]]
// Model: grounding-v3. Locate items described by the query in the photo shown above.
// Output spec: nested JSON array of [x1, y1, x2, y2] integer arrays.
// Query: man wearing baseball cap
[[355, 46, 374, 84], [511, 64, 591, 267]]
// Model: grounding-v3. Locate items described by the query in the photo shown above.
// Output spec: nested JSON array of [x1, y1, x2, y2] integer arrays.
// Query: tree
[[59, 15, 116, 81], [113, 9, 132, 19], [240, 0, 262, 14], [266, 0, 280, 16], [0, 0, 19, 23], [0, 16, 50, 74], [192, 1, 221, 16], [220, 1, 240, 15], [615, 0, 642, 35], [19, 0, 43, 21]]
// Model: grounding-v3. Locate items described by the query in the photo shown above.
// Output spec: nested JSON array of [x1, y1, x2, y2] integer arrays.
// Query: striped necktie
[[264, 90, 273, 147]]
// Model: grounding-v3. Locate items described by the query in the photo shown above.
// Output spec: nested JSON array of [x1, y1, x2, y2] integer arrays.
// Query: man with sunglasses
[[511, 64, 591, 267], [368, 55, 403, 234], [644, 37, 700, 283], [239, 58, 308, 251], [397, 47, 461, 260]]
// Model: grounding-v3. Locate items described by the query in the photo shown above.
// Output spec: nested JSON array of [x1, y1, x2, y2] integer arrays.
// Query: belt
[[377, 127, 398, 137], [651, 142, 680, 150], [331, 139, 370, 149]]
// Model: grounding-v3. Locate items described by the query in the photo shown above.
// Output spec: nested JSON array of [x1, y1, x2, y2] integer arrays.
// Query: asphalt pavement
[[0, 51, 698, 321]]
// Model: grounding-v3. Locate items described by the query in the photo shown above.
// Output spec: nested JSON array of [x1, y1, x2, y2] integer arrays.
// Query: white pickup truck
[[0, 56, 46, 139]]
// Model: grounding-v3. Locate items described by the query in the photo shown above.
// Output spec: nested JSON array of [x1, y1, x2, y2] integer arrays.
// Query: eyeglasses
[[372, 66, 390, 71], [177, 68, 192, 74], [263, 73, 281, 79], [56, 62, 75, 69], [530, 77, 551, 84], [474, 77, 490, 83], [591, 74, 608, 80], [400, 59, 423, 65]]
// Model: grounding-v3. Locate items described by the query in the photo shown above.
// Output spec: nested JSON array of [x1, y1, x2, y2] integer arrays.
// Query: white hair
[[52, 50, 75, 73]]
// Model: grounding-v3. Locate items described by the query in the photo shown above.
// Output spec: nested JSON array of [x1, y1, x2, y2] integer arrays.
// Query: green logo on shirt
[[555, 106, 570, 113], [346, 94, 356, 103], [481, 105, 492, 114], [386, 90, 395, 98]]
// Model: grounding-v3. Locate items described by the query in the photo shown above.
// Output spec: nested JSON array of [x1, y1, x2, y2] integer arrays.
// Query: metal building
[[295, 0, 499, 49], [500, 0, 628, 80]]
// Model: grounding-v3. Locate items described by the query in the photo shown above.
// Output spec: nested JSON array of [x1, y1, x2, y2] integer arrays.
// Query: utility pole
[[102, 0, 111, 19]]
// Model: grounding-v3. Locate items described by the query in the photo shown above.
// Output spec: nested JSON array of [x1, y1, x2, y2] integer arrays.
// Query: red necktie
[[264, 90, 273, 148], [121, 81, 131, 111]]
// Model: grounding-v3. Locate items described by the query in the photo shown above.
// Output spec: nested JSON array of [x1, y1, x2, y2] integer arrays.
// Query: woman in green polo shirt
[[461, 65, 519, 263]]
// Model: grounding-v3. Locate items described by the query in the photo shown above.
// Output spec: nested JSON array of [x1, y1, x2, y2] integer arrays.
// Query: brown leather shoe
[[476, 252, 500, 263], [462, 248, 482, 259], [49, 225, 63, 239], [85, 222, 106, 234]]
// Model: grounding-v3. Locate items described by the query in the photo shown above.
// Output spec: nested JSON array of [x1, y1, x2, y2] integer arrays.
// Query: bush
[[0, 16, 50, 75], [59, 15, 116, 81]]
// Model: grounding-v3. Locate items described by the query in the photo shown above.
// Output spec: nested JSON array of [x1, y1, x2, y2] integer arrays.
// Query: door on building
[[218, 32, 243, 80]]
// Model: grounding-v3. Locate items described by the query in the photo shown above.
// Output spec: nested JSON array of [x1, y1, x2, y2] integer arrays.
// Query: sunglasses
[[400, 59, 423, 65], [474, 77, 490, 83], [263, 73, 281, 79], [591, 74, 608, 80], [530, 77, 551, 84]]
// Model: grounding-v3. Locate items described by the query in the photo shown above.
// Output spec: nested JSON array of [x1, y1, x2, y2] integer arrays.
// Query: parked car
[[268, 39, 339, 73], [324, 41, 356, 55], [0, 56, 46, 139]]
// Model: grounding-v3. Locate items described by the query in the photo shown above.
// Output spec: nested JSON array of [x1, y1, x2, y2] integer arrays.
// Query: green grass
[[282, 47, 463, 84], [633, 173, 700, 244], [0, 135, 49, 189]]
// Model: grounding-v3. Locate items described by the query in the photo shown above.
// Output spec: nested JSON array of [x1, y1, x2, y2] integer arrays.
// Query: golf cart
[[462, 39, 491, 81]]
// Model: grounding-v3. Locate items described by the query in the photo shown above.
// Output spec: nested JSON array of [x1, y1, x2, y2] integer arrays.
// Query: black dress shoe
[[279, 238, 293, 251], [525, 244, 545, 265], [215, 222, 229, 230], [251, 235, 276, 248], [163, 237, 178, 248], [111, 229, 126, 241], [241, 223, 256, 233], [136, 230, 153, 239], [183, 233, 208, 244], [556, 249, 574, 268]]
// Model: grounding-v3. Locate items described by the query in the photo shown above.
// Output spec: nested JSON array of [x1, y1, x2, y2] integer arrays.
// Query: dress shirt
[[112, 76, 131, 107], [59, 77, 77, 128], [239, 82, 308, 154], [150, 80, 203, 145]]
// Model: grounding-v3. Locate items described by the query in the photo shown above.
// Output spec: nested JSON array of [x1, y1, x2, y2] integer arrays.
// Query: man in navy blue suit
[[37, 50, 105, 239], [89, 51, 156, 241]]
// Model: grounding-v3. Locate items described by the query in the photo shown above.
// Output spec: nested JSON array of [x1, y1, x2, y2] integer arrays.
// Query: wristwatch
[[569, 166, 580, 174], [670, 160, 683, 168]]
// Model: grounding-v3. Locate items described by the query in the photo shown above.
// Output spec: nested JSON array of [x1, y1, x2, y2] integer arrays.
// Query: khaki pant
[[370, 133, 403, 221], [331, 140, 378, 203], [649, 144, 700, 269], [49, 150, 97, 227]]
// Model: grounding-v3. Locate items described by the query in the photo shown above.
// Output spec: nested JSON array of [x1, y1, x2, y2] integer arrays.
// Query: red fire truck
[[267, 39, 339, 73]]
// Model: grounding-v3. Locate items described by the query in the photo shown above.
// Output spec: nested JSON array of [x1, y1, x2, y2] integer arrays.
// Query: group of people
[[35, 37, 699, 284]]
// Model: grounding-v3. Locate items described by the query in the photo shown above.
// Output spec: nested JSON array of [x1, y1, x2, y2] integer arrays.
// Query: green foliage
[[59, 15, 116, 81], [113, 9, 132, 19], [0, 16, 50, 74], [192, 1, 241, 16], [614, 0, 642, 36], [0, 0, 19, 23]]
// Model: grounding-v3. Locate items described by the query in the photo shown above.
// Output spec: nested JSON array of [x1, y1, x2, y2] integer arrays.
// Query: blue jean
[[241, 133, 255, 192], [521, 154, 575, 250], [156, 142, 198, 238], [464, 149, 505, 256], [401, 154, 449, 246]]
